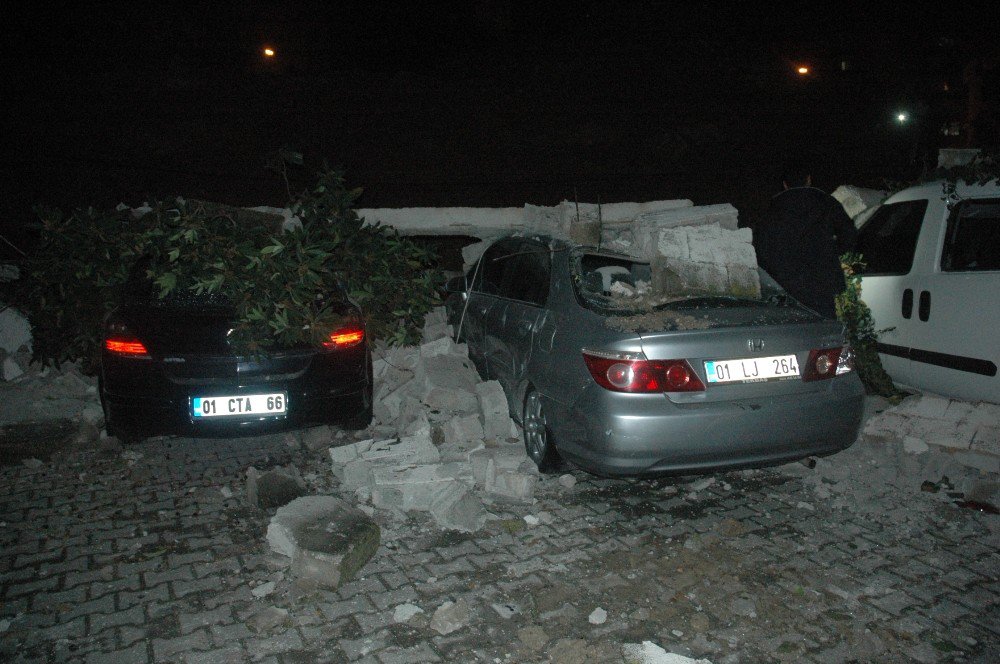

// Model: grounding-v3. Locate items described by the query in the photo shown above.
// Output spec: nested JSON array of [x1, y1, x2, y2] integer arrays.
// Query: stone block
[[340, 459, 374, 490], [477, 380, 513, 441], [330, 438, 374, 468], [419, 337, 454, 359], [267, 497, 380, 590], [443, 414, 484, 445], [430, 599, 471, 635], [421, 322, 454, 344], [361, 434, 440, 465], [485, 462, 538, 503], [2, 357, 23, 381], [373, 387, 404, 424], [412, 355, 481, 413], [429, 482, 487, 532]]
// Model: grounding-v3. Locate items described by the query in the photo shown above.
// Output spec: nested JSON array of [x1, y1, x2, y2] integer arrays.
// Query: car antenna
[[574, 188, 581, 228]]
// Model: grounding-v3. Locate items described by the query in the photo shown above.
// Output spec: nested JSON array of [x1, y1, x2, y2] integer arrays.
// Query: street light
[[263, 46, 276, 58]]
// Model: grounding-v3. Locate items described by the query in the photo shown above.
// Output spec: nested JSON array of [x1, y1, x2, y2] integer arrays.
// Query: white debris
[[796, 501, 815, 512], [219, 487, 234, 499], [22, 458, 43, 468], [689, 477, 715, 492], [588, 607, 607, 625], [491, 603, 518, 619], [393, 603, 424, 623], [621, 641, 713, 664], [251, 581, 276, 598], [903, 436, 930, 454], [430, 599, 470, 635], [0, 617, 9, 633], [0, 306, 32, 355], [523, 515, 540, 527], [122, 450, 143, 462]]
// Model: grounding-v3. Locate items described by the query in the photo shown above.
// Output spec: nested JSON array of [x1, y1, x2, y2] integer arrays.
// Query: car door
[[856, 195, 930, 389], [492, 240, 552, 399], [908, 197, 999, 402], [462, 241, 511, 378]]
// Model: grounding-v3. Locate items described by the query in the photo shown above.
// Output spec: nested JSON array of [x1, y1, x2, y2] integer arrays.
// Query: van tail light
[[582, 350, 705, 393], [323, 326, 365, 348], [104, 336, 149, 359], [803, 346, 852, 381]]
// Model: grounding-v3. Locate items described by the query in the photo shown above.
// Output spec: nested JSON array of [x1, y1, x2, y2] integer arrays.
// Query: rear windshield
[[571, 250, 815, 330]]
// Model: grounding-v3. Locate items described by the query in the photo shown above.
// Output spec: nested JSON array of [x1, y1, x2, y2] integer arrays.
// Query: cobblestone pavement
[[1, 427, 997, 663]]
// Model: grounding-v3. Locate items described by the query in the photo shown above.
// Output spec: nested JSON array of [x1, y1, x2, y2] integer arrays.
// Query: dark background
[[2, 1, 997, 258]]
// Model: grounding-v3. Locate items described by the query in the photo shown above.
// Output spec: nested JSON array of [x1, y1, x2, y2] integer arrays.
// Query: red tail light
[[104, 337, 150, 357], [803, 347, 846, 381], [323, 327, 365, 348], [582, 351, 705, 393]]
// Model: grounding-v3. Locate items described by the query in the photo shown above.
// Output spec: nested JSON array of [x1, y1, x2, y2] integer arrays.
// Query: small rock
[[672, 629, 684, 637], [430, 599, 470, 635], [517, 625, 549, 651], [622, 642, 712, 664], [251, 581, 276, 598], [903, 436, 929, 454], [689, 477, 715, 492], [661, 485, 679, 496], [122, 450, 143, 462], [558, 474, 576, 489], [0, 618, 10, 633], [393, 603, 424, 623], [796, 501, 815, 512], [491, 603, 518, 619], [246, 466, 308, 510], [220, 486, 234, 499], [731, 596, 758, 618], [523, 515, 540, 527], [22, 458, 43, 468], [588, 607, 607, 625]]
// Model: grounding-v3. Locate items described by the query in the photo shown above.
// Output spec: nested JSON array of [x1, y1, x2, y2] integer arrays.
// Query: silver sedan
[[446, 234, 865, 477]]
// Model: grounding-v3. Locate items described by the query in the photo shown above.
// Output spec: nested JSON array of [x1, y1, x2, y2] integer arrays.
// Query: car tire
[[523, 389, 560, 474]]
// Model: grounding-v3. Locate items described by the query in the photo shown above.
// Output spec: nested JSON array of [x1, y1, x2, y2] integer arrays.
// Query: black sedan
[[99, 287, 372, 444]]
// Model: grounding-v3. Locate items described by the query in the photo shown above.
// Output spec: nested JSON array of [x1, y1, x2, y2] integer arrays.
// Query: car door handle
[[918, 290, 931, 322], [902, 289, 913, 319]]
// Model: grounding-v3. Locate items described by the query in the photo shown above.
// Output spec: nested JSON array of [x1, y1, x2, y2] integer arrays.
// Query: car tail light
[[104, 337, 150, 357], [323, 326, 365, 348], [582, 350, 705, 393], [803, 346, 851, 381]]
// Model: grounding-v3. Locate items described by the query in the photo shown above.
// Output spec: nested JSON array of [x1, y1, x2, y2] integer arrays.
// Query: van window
[[473, 240, 518, 295], [942, 200, 1000, 272], [856, 199, 928, 275]]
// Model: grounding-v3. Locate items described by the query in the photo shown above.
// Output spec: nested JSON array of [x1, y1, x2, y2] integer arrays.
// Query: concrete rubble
[[266, 495, 380, 590], [245, 465, 308, 509], [327, 306, 538, 532]]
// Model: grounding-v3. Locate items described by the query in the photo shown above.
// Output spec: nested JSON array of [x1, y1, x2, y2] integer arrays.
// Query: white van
[[856, 179, 999, 403]]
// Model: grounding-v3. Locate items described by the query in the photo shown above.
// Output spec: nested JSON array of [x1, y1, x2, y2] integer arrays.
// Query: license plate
[[192, 393, 287, 418], [704, 354, 800, 384]]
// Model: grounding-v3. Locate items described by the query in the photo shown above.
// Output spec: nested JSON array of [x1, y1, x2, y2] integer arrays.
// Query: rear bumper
[[547, 375, 865, 477], [100, 347, 371, 441]]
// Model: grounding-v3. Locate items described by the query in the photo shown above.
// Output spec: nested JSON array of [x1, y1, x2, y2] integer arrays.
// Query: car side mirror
[[444, 276, 467, 295]]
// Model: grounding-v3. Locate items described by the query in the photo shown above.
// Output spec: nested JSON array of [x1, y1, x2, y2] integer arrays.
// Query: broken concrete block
[[469, 445, 530, 486], [429, 481, 487, 532], [443, 414, 484, 445], [266, 496, 380, 590], [300, 425, 334, 452], [340, 459, 374, 490], [373, 387, 404, 424], [419, 336, 454, 359], [400, 408, 431, 439], [430, 599, 471, 635], [485, 462, 538, 503], [412, 355, 480, 413], [372, 462, 474, 511], [424, 306, 448, 328], [476, 380, 513, 441], [832, 184, 887, 221], [437, 439, 485, 463], [329, 438, 374, 468], [246, 466, 308, 510], [362, 434, 440, 465]]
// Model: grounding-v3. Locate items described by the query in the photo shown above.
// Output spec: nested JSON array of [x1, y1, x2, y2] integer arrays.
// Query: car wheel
[[523, 389, 560, 473]]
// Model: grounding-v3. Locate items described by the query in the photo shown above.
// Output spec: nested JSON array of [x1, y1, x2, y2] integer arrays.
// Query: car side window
[[941, 200, 1000, 272], [473, 241, 517, 296], [856, 199, 928, 275], [500, 241, 551, 306]]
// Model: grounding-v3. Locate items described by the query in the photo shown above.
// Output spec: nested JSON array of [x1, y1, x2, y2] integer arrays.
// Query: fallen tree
[[4, 168, 442, 371]]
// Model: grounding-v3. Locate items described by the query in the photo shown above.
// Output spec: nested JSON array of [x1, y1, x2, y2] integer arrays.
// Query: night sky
[[3, 1, 997, 255]]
